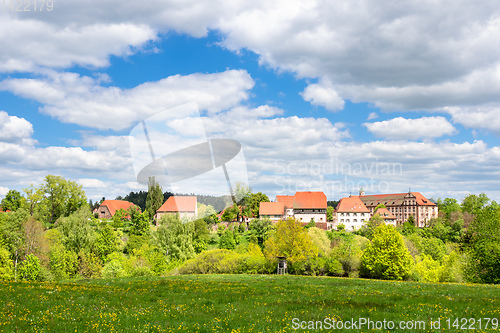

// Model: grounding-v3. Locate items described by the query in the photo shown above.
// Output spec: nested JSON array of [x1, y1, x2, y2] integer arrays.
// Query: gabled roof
[[98, 200, 136, 216], [259, 201, 285, 216], [158, 196, 197, 213], [293, 191, 327, 209], [336, 196, 370, 213], [276, 195, 294, 207], [412, 192, 436, 206], [374, 207, 396, 220], [359, 192, 436, 207]]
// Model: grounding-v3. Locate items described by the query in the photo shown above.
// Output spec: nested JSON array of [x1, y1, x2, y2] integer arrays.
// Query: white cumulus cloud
[[0, 69, 255, 130], [301, 80, 345, 111], [364, 116, 457, 140], [0, 111, 35, 144]]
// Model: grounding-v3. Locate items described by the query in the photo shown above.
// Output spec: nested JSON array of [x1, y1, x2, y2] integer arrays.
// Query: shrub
[[219, 229, 236, 250], [178, 249, 267, 275], [0, 247, 14, 281], [360, 224, 414, 280], [18, 254, 41, 281], [102, 260, 126, 279]]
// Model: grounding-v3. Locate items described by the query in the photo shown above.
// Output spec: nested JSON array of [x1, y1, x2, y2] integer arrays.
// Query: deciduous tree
[[263, 218, 318, 264], [37, 175, 87, 225], [361, 223, 414, 280], [145, 176, 163, 222], [1, 190, 23, 212]]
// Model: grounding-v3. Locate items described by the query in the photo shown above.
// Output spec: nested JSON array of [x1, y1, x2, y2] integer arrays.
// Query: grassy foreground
[[1, 275, 500, 332]]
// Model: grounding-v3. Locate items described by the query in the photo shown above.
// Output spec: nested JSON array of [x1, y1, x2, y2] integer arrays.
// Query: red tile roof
[[293, 191, 327, 209], [412, 192, 436, 206], [157, 196, 197, 213], [374, 207, 396, 219], [336, 196, 370, 213], [259, 201, 285, 215], [359, 192, 436, 207], [99, 200, 136, 216], [276, 195, 294, 207]]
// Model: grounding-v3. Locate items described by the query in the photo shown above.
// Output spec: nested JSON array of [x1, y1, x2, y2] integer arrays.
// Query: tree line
[[1, 175, 499, 284]]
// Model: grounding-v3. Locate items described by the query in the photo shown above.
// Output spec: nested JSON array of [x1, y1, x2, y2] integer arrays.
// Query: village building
[[334, 195, 371, 231], [259, 191, 328, 226], [155, 196, 197, 221], [97, 200, 137, 219], [358, 190, 438, 227], [291, 191, 328, 223], [373, 207, 397, 226], [258, 201, 286, 221]]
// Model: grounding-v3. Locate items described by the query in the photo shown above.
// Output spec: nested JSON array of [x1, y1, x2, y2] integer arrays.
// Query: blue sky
[[1, 0, 500, 203]]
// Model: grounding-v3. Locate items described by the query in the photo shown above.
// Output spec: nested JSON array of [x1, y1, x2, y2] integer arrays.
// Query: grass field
[[2, 275, 500, 332]]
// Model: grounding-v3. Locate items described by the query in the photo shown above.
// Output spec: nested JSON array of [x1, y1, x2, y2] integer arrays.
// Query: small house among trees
[[97, 200, 137, 219], [155, 196, 197, 221]]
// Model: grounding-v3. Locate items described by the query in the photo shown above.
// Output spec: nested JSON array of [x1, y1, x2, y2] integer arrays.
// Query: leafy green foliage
[[128, 207, 149, 236], [263, 218, 318, 265], [0, 246, 14, 281], [1, 190, 23, 212], [361, 223, 414, 280], [145, 176, 163, 222], [413, 254, 441, 282], [57, 207, 95, 254], [328, 231, 366, 277], [461, 193, 490, 217], [112, 208, 127, 229], [307, 227, 331, 255], [18, 253, 41, 281], [305, 219, 316, 229], [153, 214, 195, 262], [219, 229, 236, 250], [37, 175, 87, 225], [221, 205, 239, 221], [327, 206, 334, 220], [245, 192, 270, 218], [178, 248, 268, 274], [462, 199, 500, 283], [92, 224, 120, 261], [421, 237, 446, 262], [247, 218, 273, 247], [49, 244, 78, 281], [192, 219, 209, 253], [357, 214, 384, 240]]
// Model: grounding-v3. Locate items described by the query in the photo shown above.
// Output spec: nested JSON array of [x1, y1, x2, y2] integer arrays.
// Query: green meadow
[[1, 274, 500, 332]]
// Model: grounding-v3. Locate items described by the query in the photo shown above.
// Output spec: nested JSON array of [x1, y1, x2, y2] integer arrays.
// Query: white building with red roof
[[97, 200, 137, 219], [155, 196, 198, 221], [258, 201, 286, 221], [259, 191, 327, 223], [335, 196, 371, 231], [373, 207, 397, 227]]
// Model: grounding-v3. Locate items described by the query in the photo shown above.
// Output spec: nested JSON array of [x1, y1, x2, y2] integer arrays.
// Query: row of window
[[339, 219, 365, 223], [339, 212, 369, 216]]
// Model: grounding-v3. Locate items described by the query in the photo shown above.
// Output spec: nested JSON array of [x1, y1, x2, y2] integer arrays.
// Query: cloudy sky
[[1, 0, 500, 203]]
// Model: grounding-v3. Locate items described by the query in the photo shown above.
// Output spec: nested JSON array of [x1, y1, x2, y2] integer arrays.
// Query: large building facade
[[358, 190, 438, 227]]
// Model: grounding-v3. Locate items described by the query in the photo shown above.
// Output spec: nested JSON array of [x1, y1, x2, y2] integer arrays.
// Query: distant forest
[[111, 191, 232, 212]]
